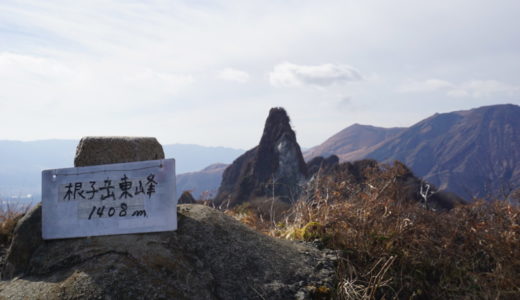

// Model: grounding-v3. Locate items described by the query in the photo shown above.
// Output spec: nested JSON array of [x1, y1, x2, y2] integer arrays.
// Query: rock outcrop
[[74, 136, 164, 167], [306, 155, 340, 178], [0, 136, 337, 299], [0, 204, 336, 299], [310, 158, 465, 211], [215, 108, 307, 207], [178, 190, 197, 204], [1, 203, 42, 279]]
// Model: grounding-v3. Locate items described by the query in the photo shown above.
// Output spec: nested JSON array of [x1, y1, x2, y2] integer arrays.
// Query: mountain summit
[[304, 124, 405, 161], [366, 104, 520, 198], [214, 107, 307, 207], [256, 107, 307, 183], [306, 104, 520, 199]]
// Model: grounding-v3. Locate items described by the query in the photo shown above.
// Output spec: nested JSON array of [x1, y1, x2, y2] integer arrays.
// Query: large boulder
[[74, 136, 164, 167], [0, 204, 337, 299], [215, 108, 307, 207], [2, 136, 166, 280]]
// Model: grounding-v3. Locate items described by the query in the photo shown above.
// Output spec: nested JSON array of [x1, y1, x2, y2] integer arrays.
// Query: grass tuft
[[0, 202, 31, 247]]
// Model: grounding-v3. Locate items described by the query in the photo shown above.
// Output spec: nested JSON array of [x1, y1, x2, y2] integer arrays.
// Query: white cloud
[[446, 89, 469, 98], [0, 52, 77, 110], [269, 62, 362, 88], [126, 69, 194, 96], [337, 96, 353, 109], [457, 80, 520, 98], [0, 52, 193, 114], [217, 68, 250, 83], [398, 78, 520, 98], [398, 79, 454, 93], [0, 52, 74, 83]]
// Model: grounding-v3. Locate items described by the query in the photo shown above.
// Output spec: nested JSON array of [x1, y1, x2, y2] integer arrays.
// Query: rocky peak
[[255, 107, 307, 182], [215, 107, 307, 207], [258, 108, 295, 148]]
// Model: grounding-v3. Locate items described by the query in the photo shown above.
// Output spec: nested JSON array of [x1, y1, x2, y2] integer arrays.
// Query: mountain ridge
[[365, 104, 520, 198], [306, 104, 520, 199], [304, 124, 405, 162]]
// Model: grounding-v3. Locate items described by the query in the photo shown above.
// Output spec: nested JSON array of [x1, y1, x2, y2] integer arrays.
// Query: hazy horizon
[[0, 138, 247, 150]]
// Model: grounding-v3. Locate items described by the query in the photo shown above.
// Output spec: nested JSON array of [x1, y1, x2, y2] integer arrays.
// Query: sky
[[1, 0, 519, 149]]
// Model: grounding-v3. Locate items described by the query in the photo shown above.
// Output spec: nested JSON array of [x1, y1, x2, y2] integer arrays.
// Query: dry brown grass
[[0, 202, 30, 247], [226, 162, 520, 299]]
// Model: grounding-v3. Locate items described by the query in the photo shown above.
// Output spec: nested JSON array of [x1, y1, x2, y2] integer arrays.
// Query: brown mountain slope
[[303, 124, 405, 162], [364, 104, 520, 199], [305, 104, 520, 200]]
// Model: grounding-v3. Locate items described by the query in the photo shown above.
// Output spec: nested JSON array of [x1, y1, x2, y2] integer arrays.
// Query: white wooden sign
[[41, 159, 176, 239]]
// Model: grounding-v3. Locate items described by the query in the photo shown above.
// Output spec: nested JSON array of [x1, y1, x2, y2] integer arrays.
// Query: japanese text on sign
[[41, 159, 177, 240]]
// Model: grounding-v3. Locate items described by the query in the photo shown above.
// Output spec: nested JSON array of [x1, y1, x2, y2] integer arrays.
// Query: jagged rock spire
[[259, 107, 295, 147], [215, 107, 307, 207], [254, 107, 307, 182]]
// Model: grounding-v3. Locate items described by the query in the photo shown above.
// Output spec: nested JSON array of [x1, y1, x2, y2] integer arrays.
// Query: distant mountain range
[[163, 144, 244, 174], [0, 140, 243, 200], [305, 104, 520, 199], [2, 104, 518, 202], [176, 163, 228, 199], [0, 140, 77, 200]]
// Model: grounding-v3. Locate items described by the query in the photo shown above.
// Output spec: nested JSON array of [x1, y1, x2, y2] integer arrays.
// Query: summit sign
[[42, 159, 177, 239]]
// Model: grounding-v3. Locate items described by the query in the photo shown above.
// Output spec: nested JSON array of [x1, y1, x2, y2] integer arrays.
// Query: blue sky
[[1, 0, 519, 149]]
